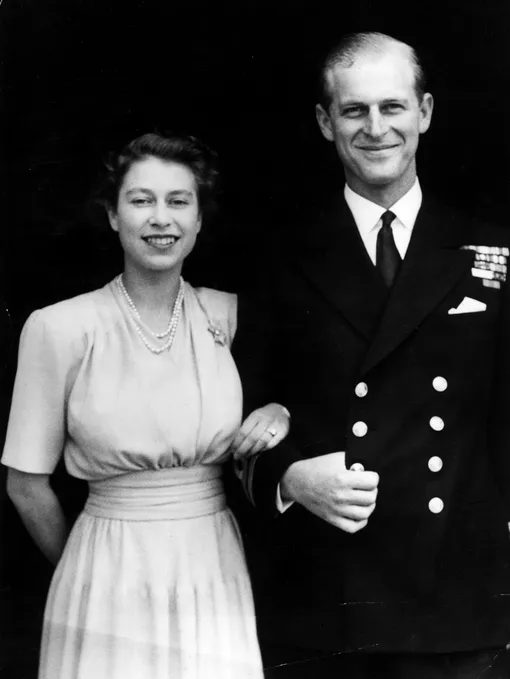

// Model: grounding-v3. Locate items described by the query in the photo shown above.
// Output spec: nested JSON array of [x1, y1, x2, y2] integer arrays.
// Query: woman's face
[[108, 156, 201, 274]]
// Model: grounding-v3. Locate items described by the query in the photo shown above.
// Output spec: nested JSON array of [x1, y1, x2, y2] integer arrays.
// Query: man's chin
[[357, 162, 409, 188], [360, 173, 399, 188]]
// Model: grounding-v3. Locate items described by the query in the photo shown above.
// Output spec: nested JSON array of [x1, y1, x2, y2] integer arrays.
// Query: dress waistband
[[84, 465, 226, 521]]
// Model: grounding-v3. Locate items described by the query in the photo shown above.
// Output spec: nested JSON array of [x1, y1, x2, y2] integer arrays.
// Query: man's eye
[[384, 103, 404, 113], [169, 199, 189, 207], [343, 107, 364, 118], [131, 198, 151, 205]]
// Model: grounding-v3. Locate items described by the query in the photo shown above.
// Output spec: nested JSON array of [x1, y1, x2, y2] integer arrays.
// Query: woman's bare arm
[[7, 468, 68, 566]]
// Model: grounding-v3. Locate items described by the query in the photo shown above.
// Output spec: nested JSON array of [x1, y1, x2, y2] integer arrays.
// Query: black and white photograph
[[1, 1, 510, 677]]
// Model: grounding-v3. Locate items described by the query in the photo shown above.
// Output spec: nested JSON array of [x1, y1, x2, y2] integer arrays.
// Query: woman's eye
[[169, 199, 189, 207], [131, 198, 151, 205]]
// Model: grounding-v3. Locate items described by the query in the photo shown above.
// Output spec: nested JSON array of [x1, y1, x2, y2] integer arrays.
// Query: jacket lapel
[[361, 197, 473, 374], [292, 198, 387, 340]]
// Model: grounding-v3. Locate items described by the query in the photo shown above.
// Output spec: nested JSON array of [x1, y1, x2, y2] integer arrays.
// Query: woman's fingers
[[232, 403, 290, 459], [233, 419, 284, 459], [261, 426, 286, 451], [231, 414, 259, 452], [234, 420, 272, 458]]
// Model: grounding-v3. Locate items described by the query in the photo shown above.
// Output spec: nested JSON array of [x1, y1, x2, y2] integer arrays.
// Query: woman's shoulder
[[193, 285, 237, 310], [192, 285, 238, 345], [24, 284, 113, 343]]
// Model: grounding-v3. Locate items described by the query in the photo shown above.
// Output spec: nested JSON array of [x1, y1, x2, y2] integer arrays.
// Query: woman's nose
[[151, 202, 172, 226]]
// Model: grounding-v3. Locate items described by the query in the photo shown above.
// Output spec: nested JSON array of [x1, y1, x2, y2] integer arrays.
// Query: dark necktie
[[376, 210, 401, 287]]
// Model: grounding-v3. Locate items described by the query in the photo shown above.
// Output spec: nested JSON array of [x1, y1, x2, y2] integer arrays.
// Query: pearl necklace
[[116, 275, 185, 355]]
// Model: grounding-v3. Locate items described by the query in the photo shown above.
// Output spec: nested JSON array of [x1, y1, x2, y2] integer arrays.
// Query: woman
[[2, 132, 289, 678]]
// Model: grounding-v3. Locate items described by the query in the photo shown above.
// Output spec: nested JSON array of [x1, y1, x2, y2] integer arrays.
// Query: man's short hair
[[318, 32, 427, 111]]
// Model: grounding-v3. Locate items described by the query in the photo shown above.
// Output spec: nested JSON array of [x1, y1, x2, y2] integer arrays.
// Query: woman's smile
[[142, 234, 180, 249]]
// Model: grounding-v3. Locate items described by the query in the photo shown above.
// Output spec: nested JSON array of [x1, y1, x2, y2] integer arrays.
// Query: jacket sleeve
[[488, 266, 510, 518], [232, 283, 303, 516]]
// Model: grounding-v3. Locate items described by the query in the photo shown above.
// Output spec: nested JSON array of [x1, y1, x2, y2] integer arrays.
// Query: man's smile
[[356, 144, 399, 151]]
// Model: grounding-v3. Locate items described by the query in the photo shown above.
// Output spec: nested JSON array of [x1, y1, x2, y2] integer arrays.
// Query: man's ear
[[419, 93, 434, 134], [316, 104, 335, 142], [108, 209, 119, 233]]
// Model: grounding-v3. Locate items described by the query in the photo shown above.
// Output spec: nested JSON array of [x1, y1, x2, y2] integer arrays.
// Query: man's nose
[[364, 109, 388, 138]]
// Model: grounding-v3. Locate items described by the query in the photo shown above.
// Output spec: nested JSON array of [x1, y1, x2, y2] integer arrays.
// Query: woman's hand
[[231, 403, 290, 460]]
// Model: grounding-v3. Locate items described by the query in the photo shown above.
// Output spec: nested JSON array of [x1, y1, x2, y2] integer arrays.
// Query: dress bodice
[[2, 280, 242, 480]]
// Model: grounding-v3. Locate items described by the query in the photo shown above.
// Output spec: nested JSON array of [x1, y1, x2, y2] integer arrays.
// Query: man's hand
[[280, 452, 379, 533]]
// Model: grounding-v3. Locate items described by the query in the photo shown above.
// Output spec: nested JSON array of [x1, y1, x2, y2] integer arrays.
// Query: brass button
[[428, 456, 443, 472], [429, 416, 445, 431], [352, 421, 368, 437], [355, 382, 368, 398], [428, 497, 444, 514], [432, 376, 448, 392]]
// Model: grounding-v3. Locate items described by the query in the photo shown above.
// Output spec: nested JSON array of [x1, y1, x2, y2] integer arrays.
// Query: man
[[233, 32, 510, 678]]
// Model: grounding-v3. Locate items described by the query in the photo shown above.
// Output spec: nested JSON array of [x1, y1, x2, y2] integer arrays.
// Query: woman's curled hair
[[99, 132, 219, 217]]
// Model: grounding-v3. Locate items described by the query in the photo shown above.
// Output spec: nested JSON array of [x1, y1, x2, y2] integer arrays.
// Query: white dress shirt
[[344, 179, 422, 264], [275, 179, 423, 512]]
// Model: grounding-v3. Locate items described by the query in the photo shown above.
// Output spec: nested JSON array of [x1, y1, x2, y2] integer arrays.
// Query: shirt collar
[[344, 179, 422, 234]]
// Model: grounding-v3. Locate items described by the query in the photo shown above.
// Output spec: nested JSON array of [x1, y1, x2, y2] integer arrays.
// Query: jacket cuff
[[251, 439, 303, 516]]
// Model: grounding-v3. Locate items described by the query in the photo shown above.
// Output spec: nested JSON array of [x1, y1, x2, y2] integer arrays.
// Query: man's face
[[316, 49, 433, 199]]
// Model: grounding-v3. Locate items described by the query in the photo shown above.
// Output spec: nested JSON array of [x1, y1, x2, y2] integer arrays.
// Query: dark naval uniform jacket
[[233, 193, 510, 657]]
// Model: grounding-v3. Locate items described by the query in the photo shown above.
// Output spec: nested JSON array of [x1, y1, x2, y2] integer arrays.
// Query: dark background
[[1, 0, 509, 676]]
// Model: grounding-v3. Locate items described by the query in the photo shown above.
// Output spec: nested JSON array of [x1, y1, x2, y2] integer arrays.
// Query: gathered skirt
[[39, 466, 263, 679]]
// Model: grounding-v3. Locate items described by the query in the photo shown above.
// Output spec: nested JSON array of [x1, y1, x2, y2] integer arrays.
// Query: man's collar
[[344, 179, 422, 234]]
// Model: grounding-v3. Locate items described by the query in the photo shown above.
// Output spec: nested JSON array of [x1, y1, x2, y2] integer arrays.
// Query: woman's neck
[[121, 266, 183, 320]]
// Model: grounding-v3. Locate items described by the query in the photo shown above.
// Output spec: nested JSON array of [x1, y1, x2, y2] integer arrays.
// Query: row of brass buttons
[[351, 377, 448, 513]]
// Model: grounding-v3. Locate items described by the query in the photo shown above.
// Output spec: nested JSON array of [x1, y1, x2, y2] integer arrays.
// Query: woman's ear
[[107, 209, 119, 233]]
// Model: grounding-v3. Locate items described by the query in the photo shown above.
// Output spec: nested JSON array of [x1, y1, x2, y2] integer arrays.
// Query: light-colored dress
[[2, 279, 263, 679]]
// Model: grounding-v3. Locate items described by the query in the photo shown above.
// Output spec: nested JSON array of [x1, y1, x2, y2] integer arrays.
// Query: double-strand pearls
[[116, 274, 185, 354]]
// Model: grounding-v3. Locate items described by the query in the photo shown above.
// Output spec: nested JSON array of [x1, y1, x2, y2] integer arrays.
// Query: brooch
[[461, 245, 508, 289], [207, 321, 227, 346]]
